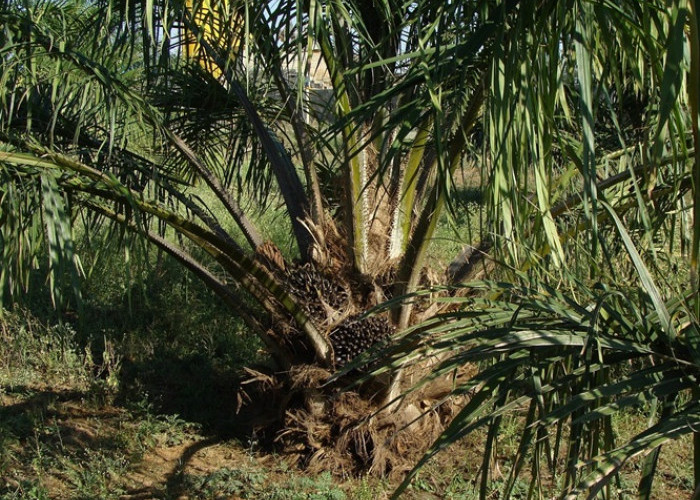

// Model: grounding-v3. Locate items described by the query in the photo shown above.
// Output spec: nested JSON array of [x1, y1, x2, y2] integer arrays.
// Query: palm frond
[[385, 278, 699, 498]]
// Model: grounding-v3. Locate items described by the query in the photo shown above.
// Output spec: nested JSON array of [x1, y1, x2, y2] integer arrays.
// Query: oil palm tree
[[1, 0, 698, 490], [0, 0, 495, 467], [349, 1, 700, 497]]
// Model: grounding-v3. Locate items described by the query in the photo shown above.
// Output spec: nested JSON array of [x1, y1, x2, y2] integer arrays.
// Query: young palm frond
[[369, 272, 699, 498]]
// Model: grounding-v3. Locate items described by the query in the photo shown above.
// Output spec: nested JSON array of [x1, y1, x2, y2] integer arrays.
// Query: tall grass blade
[[601, 200, 673, 341], [651, 7, 687, 164], [574, 0, 598, 258]]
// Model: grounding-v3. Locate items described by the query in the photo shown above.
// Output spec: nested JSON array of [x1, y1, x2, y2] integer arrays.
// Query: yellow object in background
[[184, 0, 243, 79]]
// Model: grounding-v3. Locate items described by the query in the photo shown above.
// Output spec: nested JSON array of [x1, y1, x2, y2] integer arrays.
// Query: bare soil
[[1, 381, 696, 500]]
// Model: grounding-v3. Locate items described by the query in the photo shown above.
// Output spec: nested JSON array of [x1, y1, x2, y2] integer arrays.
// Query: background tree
[[1, 0, 698, 492]]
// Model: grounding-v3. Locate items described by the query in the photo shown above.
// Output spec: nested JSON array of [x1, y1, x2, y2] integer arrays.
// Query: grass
[[0, 308, 379, 499], [0, 299, 695, 499]]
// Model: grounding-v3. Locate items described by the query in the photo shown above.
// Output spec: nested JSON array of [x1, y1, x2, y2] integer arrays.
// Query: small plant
[[182, 467, 268, 498], [181, 468, 348, 500], [59, 449, 128, 500], [275, 472, 347, 500], [0, 479, 50, 500], [132, 411, 199, 449], [0, 309, 91, 390]]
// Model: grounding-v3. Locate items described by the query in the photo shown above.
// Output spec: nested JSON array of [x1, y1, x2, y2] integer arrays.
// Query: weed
[[344, 478, 389, 500], [58, 448, 128, 499], [126, 395, 202, 450], [274, 472, 346, 500], [409, 472, 438, 494], [0, 310, 90, 390], [443, 474, 476, 499], [183, 467, 267, 498], [0, 479, 50, 500], [0, 210, 694, 500], [181, 468, 348, 499]]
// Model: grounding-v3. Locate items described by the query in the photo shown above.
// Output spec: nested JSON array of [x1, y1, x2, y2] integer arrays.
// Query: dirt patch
[[0, 385, 308, 499], [121, 438, 254, 499]]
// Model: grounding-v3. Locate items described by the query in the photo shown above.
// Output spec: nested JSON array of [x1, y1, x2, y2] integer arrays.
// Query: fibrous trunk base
[[266, 364, 472, 478]]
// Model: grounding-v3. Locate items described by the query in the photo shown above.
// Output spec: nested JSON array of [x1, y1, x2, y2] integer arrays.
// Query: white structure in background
[[282, 43, 334, 123]]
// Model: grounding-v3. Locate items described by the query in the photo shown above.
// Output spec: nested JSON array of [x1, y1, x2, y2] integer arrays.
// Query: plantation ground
[[0, 307, 694, 499], [0, 307, 488, 499]]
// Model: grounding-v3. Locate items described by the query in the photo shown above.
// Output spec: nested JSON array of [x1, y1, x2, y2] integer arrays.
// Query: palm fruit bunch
[[329, 315, 394, 367], [285, 263, 349, 320]]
